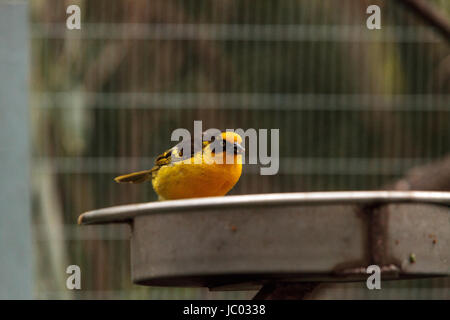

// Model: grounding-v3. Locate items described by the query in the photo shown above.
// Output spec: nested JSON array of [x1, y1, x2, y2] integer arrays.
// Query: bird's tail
[[114, 169, 154, 184]]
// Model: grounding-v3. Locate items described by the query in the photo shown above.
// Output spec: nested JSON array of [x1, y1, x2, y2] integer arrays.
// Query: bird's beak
[[233, 142, 245, 155]]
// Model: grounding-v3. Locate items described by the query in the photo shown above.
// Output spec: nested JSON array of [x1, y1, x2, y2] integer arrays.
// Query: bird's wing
[[152, 132, 213, 170], [115, 132, 215, 184]]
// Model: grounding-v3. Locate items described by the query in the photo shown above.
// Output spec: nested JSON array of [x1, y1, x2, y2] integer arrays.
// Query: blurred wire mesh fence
[[29, 0, 449, 299]]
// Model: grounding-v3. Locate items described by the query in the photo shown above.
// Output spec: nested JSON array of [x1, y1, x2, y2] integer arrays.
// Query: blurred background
[[1, 0, 449, 299]]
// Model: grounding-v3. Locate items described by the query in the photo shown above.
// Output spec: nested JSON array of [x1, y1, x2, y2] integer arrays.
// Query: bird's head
[[205, 132, 245, 164], [220, 132, 245, 155]]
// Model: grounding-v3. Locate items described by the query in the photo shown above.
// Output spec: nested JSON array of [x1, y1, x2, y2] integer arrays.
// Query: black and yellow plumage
[[114, 132, 244, 200]]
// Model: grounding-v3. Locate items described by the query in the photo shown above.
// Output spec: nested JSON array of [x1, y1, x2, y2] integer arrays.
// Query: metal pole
[[0, 0, 33, 299]]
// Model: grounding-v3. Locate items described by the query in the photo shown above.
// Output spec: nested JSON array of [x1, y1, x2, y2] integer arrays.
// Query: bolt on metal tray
[[78, 191, 450, 290]]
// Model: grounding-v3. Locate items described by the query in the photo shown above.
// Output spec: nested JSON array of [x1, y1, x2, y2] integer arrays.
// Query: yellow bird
[[114, 132, 245, 200]]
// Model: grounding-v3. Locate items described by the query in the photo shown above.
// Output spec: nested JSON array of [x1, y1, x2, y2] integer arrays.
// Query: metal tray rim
[[78, 190, 450, 225]]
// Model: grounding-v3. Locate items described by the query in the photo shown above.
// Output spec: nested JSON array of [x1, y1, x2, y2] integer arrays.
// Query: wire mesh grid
[[29, 0, 449, 299]]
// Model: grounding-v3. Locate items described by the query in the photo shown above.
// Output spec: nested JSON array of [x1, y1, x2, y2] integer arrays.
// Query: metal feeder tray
[[78, 191, 450, 291]]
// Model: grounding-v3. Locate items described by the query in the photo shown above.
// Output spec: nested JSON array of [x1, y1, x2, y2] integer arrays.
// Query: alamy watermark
[[366, 265, 381, 290], [66, 5, 81, 30], [66, 265, 81, 290], [171, 121, 279, 176], [366, 5, 382, 30]]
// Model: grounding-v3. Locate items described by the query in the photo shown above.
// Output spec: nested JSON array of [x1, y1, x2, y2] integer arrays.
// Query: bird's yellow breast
[[152, 151, 242, 200]]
